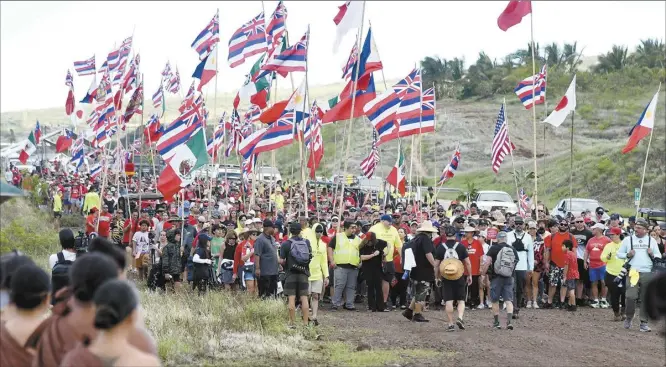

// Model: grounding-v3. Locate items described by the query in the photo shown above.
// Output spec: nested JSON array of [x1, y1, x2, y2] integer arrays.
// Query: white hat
[[248, 209, 256, 216], [229, 197, 235, 203], [591, 223, 605, 230], [464, 226, 476, 232], [416, 221, 438, 233], [252, 218, 262, 223], [244, 219, 253, 226], [198, 216, 206, 222]]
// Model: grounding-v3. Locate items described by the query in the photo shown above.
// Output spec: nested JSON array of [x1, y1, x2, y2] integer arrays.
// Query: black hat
[[290, 222, 302, 232], [514, 217, 525, 224], [444, 226, 457, 237], [263, 219, 274, 228], [610, 213, 620, 220]]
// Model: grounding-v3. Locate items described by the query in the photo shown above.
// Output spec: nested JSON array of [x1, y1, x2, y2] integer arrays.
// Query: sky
[[1, 1, 664, 113]]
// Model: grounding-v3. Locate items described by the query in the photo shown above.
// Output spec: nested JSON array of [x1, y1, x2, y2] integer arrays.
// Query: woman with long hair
[[218, 229, 238, 291], [0, 265, 51, 366], [60, 280, 160, 367], [192, 235, 213, 295], [239, 229, 259, 294], [359, 232, 388, 312]]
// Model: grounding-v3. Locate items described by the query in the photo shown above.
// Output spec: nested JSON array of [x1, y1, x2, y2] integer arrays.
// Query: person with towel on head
[[434, 225, 472, 331]]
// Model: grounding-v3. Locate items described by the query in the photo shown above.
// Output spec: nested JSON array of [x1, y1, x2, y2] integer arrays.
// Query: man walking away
[[280, 223, 313, 327], [327, 221, 361, 310], [483, 231, 519, 330], [507, 217, 534, 319], [434, 226, 472, 330], [254, 220, 280, 298], [403, 221, 438, 323], [616, 218, 662, 332]]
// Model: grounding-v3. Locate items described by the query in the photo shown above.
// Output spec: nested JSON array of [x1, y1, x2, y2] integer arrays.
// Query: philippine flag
[[192, 45, 218, 91], [621, 86, 661, 154]]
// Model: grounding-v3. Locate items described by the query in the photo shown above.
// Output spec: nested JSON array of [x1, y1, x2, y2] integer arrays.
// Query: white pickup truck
[[473, 190, 519, 214]]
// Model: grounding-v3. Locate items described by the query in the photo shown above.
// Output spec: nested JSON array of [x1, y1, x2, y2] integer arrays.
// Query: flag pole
[[301, 25, 311, 219], [96, 149, 108, 234], [337, 1, 366, 230], [529, 11, 539, 208], [569, 110, 575, 212], [208, 33, 219, 221], [504, 98, 522, 217], [137, 74, 145, 219], [542, 66, 548, 182]]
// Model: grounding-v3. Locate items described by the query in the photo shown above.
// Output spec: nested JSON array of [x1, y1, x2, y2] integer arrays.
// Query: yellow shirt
[[306, 231, 329, 281], [270, 193, 285, 211], [53, 193, 62, 212], [82, 192, 100, 214], [600, 240, 624, 276], [369, 223, 402, 261]]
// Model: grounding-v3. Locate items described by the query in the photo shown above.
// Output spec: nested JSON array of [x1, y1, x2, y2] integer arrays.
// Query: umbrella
[[0, 181, 26, 205]]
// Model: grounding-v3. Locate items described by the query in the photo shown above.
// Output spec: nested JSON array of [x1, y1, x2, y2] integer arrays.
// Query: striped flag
[[73, 55, 96, 76], [257, 30, 308, 80], [168, 68, 181, 94], [514, 64, 547, 109], [152, 84, 164, 109], [65, 69, 74, 88], [156, 103, 204, 161], [108, 36, 132, 73], [228, 12, 267, 68], [491, 103, 514, 173], [266, 1, 288, 59], [244, 105, 262, 124], [123, 80, 143, 122], [438, 143, 460, 185], [207, 115, 226, 160], [191, 10, 220, 60], [360, 128, 380, 178], [98, 60, 108, 75], [518, 187, 532, 217], [341, 41, 358, 80], [161, 62, 173, 83]]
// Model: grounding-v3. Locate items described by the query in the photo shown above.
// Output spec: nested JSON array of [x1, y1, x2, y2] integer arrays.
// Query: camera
[[74, 231, 90, 256], [614, 261, 632, 288]]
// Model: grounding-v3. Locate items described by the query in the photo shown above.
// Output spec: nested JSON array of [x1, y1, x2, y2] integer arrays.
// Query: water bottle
[[402, 270, 410, 280]]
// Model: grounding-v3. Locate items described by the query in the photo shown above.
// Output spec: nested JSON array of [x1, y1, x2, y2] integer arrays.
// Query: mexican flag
[[19, 131, 37, 164], [233, 54, 271, 110], [157, 128, 209, 199], [386, 146, 406, 196]]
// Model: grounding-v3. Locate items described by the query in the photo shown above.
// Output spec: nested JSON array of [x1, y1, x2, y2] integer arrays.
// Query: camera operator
[[616, 218, 663, 332], [48, 229, 78, 303]]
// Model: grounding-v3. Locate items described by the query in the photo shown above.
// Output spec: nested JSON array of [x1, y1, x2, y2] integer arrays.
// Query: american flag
[[191, 10, 220, 60], [360, 128, 380, 178], [341, 41, 358, 80], [519, 187, 532, 217], [168, 68, 180, 94], [227, 12, 267, 68], [438, 142, 460, 185], [73, 55, 96, 76], [491, 103, 514, 173], [514, 64, 547, 109], [266, 1, 287, 59], [152, 84, 164, 109], [65, 70, 73, 88]]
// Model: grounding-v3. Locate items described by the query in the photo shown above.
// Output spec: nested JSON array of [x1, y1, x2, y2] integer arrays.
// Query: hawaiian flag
[[518, 187, 532, 217], [108, 36, 133, 73], [161, 62, 173, 83], [98, 60, 108, 75], [34, 121, 42, 145], [96, 71, 113, 102], [168, 68, 181, 94], [341, 42, 358, 80], [438, 142, 460, 185], [89, 163, 103, 179], [244, 105, 262, 124], [178, 82, 196, 113], [123, 80, 143, 123], [70, 138, 85, 169], [65, 70, 74, 88], [144, 113, 164, 143], [225, 110, 243, 157], [266, 1, 288, 59], [228, 11, 267, 68], [153, 84, 164, 109], [73, 55, 96, 76], [191, 10, 220, 60], [156, 103, 205, 161], [397, 85, 436, 138], [122, 54, 141, 93], [306, 101, 324, 179], [257, 30, 308, 80], [514, 64, 547, 109], [207, 115, 226, 160]]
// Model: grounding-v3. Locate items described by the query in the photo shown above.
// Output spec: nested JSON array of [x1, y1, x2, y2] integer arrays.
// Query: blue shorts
[[244, 270, 256, 281], [588, 266, 606, 283]]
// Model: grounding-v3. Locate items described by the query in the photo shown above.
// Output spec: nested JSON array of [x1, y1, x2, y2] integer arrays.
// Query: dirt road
[[318, 306, 665, 366]]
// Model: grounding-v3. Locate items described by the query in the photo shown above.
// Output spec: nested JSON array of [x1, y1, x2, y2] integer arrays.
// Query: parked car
[[473, 190, 518, 214], [552, 198, 602, 218]]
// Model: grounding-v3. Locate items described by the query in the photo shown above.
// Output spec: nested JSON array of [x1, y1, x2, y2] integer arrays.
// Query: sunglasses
[[315, 231, 324, 234], [559, 223, 569, 227], [575, 221, 584, 223]]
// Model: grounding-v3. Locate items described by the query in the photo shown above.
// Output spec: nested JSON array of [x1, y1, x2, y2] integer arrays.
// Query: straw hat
[[439, 258, 464, 280], [416, 220, 438, 233]]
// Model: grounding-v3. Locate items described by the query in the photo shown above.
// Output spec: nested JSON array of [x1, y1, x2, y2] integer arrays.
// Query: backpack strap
[[630, 236, 633, 250], [56, 251, 65, 265]]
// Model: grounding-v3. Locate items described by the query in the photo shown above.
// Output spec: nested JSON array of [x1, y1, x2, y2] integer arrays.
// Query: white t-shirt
[[48, 250, 77, 269], [132, 231, 151, 255]]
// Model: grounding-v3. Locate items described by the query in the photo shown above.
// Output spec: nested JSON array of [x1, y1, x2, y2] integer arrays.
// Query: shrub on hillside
[[0, 198, 58, 264]]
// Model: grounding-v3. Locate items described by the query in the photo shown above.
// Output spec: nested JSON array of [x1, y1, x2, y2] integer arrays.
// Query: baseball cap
[[444, 226, 457, 237], [610, 213, 620, 220], [591, 223, 605, 230], [263, 219, 274, 228], [244, 219, 253, 226], [497, 231, 508, 241], [514, 217, 524, 224], [380, 214, 393, 223], [252, 218, 262, 223], [290, 222, 302, 232], [248, 210, 256, 216], [635, 218, 649, 228], [609, 227, 622, 236], [527, 221, 537, 229], [198, 216, 206, 223]]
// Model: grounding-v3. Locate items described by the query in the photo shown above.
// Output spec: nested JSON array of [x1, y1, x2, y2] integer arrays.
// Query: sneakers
[[533, 302, 540, 309], [639, 321, 651, 332], [624, 316, 633, 329], [412, 313, 429, 322], [476, 303, 486, 310], [507, 323, 514, 330], [590, 300, 600, 309], [512, 313, 519, 320], [400, 305, 407, 310], [542, 302, 553, 309], [567, 304, 578, 312], [493, 320, 501, 329], [613, 312, 622, 322], [599, 299, 609, 309], [331, 305, 339, 311], [402, 309, 414, 321], [447, 324, 455, 332], [456, 317, 465, 330], [526, 301, 533, 309]]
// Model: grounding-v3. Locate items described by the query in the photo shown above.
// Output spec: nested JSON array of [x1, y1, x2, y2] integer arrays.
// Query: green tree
[[632, 38, 665, 69], [456, 179, 479, 203], [594, 45, 629, 73], [450, 57, 465, 81], [544, 42, 562, 67], [561, 42, 584, 74]]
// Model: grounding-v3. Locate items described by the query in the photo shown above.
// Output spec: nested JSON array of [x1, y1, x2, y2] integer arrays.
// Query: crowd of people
[[3, 164, 666, 335]]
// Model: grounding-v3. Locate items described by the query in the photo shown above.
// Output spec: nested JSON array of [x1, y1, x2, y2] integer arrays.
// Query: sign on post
[[634, 188, 641, 206]]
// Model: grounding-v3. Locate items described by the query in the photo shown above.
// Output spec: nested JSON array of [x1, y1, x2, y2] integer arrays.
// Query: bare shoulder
[[129, 326, 158, 356]]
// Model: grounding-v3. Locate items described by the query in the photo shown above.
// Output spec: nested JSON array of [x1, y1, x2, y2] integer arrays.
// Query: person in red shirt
[[462, 226, 485, 308], [563, 239, 579, 311], [70, 183, 81, 212], [97, 205, 113, 238], [85, 208, 98, 235], [544, 219, 578, 308], [123, 211, 139, 248], [584, 223, 611, 308]]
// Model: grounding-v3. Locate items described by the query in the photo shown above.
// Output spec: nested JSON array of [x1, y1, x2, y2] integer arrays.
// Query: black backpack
[[51, 252, 74, 296], [512, 233, 527, 252]]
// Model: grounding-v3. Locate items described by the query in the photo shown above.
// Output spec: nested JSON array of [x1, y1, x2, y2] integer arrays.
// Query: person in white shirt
[[48, 229, 78, 269], [506, 217, 534, 319], [132, 220, 152, 281]]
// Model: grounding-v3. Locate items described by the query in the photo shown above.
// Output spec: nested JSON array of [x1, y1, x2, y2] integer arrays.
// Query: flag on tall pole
[[386, 142, 406, 196], [332, 1, 364, 53], [192, 44, 218, 91], [228, 12, 268, 68], [438, 143, 460, 185], [73, 55, 96, 76], [544, 74, 576, 127], [18, 131, 37, 164], [497, 0, 532, 31], [491, 103, 513, 173], [514, 64, 547, 109], [360, 128, 380, 178], [622, 86, 660, 154], [191, 10, 220, 60]]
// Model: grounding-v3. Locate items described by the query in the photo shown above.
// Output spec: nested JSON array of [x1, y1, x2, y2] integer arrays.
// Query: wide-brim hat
[[416, 220, 438, 233], [440, 259, 464, 280]]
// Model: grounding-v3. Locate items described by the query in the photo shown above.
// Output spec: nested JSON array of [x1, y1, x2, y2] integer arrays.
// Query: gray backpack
[[493, 246, 516, 277]]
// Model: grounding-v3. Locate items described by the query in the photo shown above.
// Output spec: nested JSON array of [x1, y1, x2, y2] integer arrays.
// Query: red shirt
[[70, 186, 80, 199], [545, 232, 578, 268], [586, 236, 611, 269], [185, 191, 196, 201], [462, 238, 484, 276], [565, 251, 579, 280], [85, 214, 97, 235], [122, 218, 138, 244], [188, 215, 197, 226], [97, 213, 112, 238]]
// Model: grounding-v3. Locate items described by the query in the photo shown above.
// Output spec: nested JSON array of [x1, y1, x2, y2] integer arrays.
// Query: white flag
[[333, 1, 364, 54], [544, 75, 576, 127]]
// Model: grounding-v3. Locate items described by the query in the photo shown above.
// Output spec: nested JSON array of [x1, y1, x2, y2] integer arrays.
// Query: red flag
[[55, 135, 72, 153], [65, 89, 75, 116], [258, 99, 289, 124], [497, 0, 532, 31]]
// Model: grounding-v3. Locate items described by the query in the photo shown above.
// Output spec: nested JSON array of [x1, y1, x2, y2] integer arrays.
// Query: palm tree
[[562, 42, 584, 73], [633, 38, 665, 69], [594, 45, 628, 73], [475, 51, 494, 75], [544, 42, 562, 67], [450, 58, 465, 81], [455, 179, 479, 204], [510, 167, 536, 190], [420, 56, 450, 94]]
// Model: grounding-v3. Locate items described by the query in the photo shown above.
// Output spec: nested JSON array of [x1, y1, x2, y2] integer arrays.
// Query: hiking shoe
[[590, 300, 600, 309], [512, 313, 519, 320], [476, 303, 486, 310], [493, 320, 501, 330], [402, 309, 414, 321], [343, 306, 357, 311], [400, 305, 407, 310], [412, 313, 429, 322], [600, 300, 609, 309], [331, 305, 339, 311], [567, 305, 577, 312], [613, 312, 622, 322], [456, 317, 465, 330], [542, 302, 553, 309], [447, 324, 455, 332], [533, 302, 540, 309], [507, 323, 514, 330], [639, 322, 651, 332], [526, 301, 532, 309], [624, 317, 633, 329]]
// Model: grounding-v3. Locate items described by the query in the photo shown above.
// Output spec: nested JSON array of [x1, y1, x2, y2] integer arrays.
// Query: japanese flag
[[544, 74, 576, 127]]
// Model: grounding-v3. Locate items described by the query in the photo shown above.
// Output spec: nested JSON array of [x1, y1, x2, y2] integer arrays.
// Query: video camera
[[74, 231, 93, 256], [613, 261, 631, 288]]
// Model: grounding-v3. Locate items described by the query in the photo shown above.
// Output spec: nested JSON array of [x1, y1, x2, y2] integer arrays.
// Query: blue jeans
[[333, 267, 358, 308]]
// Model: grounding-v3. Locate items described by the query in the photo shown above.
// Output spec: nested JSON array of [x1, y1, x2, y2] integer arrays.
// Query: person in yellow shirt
[[601, 227, 626, 321], [327, 221, 360, 310], [82, 186, 101, 214], [270, 187, 285, 213], [53, 189, 63, 229], [369, 214, 403, 308], [307, 223, 329, 325]]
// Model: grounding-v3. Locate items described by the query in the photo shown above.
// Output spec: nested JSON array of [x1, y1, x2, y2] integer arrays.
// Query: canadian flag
[[544, 75, 576, 127]]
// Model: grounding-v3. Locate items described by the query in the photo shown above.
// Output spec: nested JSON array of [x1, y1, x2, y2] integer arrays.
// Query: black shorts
[[167, 273, 182, 282], [442, 278, 467, 302], [53, 211, 62, 218], [283, 273, 309, 298], [577, 258, 590, 285], [382, 261, 395, 282]]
